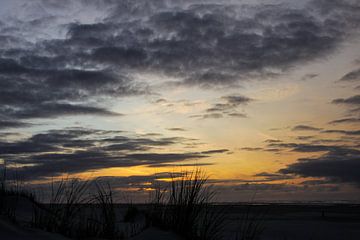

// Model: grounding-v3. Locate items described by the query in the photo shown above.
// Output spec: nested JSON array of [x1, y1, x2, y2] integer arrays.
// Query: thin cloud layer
[[0, 127, 227, 180], [292, 125, 322, 131]]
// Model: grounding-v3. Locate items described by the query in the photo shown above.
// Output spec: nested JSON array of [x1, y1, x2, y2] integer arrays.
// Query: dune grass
[[0, 166, 267, 240], [147, 169, 226, 240], [0, 162, 36, 221], [32, 178, 91, 236], [93, 181, 118, 239]]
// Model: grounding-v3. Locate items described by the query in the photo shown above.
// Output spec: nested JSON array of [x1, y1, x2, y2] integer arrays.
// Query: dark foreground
[[2, 200, 360, 240], [133, 203, 360, 240], [220, 203, 360, 240]]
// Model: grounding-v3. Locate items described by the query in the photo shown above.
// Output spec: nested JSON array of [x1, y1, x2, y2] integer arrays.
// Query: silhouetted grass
[[31, 178, 142, 239], [148, 169, 226, 240], [93, 180, 118, 239], [0, 161, 36, 221], [1, 167, 230, 240], [32, 178, 91, 236]]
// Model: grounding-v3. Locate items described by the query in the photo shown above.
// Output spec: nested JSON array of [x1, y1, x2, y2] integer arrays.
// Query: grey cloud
[[240, 147, 263, 151], [1, 0, 359, 126], [311, 0, 360, 23], [339, 68, 360, 82], [192, 113, 223, 119], [301, 73, 318, 81], [0, 57, 144, 124], [328, 118, 360, 124], [254, 172, 294, 181], [228, 113, 247, 118], [201, 95, 252, 119], [200, 149, 229, 154], [280, 150, 360, 185], [221, 95, 252, 105], [232, 183, 301, 192], [321, 129, 360, 136], [0, 127, 212, 180], [2, 103, 122, 119], [0, 120, 32, 129], [292, 125, 322, 131], [266, 141, 358, 153], [332, 95, 360, 105], [29, 1, 360, 88], [301, 179, 335, 185], [296, 136, 314, 141], [263, 148, 283, 153], [167, 127, 186, 131], [147, 162, 214, 168], [264, 139, 282, 143]]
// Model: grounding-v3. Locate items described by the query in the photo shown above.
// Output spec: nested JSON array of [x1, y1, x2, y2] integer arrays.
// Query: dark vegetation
[[146, 169, 227, 240], [0, 161, 36, 221], [0, 164, 266, 240]]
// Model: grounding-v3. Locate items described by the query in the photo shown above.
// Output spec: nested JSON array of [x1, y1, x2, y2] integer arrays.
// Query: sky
[[0, 0, 359, 202]]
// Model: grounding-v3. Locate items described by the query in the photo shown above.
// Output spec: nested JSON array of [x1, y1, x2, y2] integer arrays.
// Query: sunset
[[0, 0, 359, 239]]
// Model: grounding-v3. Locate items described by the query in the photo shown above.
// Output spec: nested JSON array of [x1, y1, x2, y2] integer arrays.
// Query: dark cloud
[[147, 162, 214, 168], [258, 126, 360, 185], [23, 171, 187, 201], [254, 172, 294, 181], [321, 129, 360, 136], [0, 120, 32, 129], [292, 125, 322, 131], [240, 147, 263, 151], [1, 0, 359, 126], [196, 95, 252, 119], [301, 73, 318, 81], [200, 149, 229, 154], [0, 58, 144, 124], [301, 179, 335, 185], [0, 127, 213, 180], [328, 118, 360, 124], [339, 68, 360, 82], [228, 113, 247, 118], [263, 148, 283, 153], [232, 183, 302, 192], [192, 113, 223, 119], [311, 0, 360, 22], [332, 95, 360, 105], [266, 140, 359, 153], [222, 95, 252, 105], [167, 127, 186, 131], [332, 94, 360, 118], [2, 103, 121, 119], [296, 136, 314, 141], [280, 149, 360, 185], [92, 172, 186, 189], [264, 139, 282, 143]]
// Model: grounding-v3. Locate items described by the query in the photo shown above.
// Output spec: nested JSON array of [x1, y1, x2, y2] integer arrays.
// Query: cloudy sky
[[0, 0, 359, 202]]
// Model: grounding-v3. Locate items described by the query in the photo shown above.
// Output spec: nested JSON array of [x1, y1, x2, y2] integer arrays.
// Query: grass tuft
[[148, 169, 226, 240]]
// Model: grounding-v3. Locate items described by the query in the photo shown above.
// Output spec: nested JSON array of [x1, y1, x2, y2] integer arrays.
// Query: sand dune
[[0, 217, 70, 240]]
